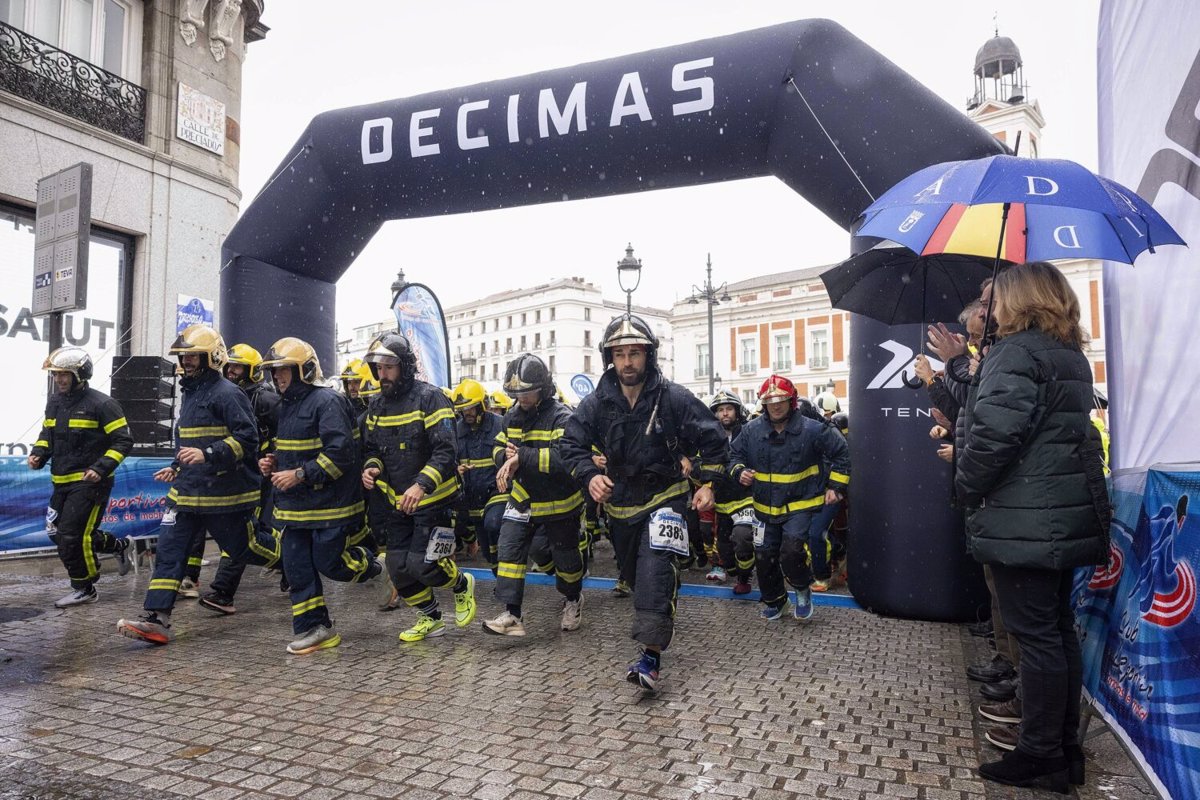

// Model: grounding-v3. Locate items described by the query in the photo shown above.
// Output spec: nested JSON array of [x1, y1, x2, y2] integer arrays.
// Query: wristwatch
[[294, 467, 306, 483]]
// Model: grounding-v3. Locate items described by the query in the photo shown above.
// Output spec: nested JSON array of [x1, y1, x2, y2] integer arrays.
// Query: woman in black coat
[[956, 261, 1108, 793]]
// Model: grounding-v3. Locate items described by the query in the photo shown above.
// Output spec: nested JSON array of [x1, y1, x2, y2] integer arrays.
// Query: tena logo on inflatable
[[176, 295, 214, 334], [866, 340, 944, 390]]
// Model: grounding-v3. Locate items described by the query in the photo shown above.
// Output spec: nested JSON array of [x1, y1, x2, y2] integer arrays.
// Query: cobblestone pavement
[[0, 549, 1153, 800]]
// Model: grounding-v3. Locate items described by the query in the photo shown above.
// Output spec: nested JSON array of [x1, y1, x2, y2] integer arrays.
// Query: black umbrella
[[820, 242, 1009, 388]]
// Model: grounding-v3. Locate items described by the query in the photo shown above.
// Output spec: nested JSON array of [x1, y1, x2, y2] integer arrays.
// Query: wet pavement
[[0, 543, 1154, 799]]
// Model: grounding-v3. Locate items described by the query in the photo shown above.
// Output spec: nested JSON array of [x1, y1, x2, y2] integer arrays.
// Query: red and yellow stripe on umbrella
[[921, 202, 1027, 262]]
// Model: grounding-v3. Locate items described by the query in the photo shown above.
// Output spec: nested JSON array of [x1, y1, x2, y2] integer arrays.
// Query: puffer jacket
[[956, 329, 1107, 570]]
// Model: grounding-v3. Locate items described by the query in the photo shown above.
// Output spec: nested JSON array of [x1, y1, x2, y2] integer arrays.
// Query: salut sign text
[[360, 58, 715, 165]]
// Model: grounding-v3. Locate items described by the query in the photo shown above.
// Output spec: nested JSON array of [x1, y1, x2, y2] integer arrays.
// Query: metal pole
[[706, 254, 715, 396], [47, 312, 64, 352]]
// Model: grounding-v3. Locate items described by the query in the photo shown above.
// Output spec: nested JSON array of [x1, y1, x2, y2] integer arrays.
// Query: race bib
[[502, 503, 531, 524], [45, 506, 58, 533], [648, 508, 689, 556], [732, 508, 766, 547], [161, 508, 178, 526], [424, 526, 456, 563]]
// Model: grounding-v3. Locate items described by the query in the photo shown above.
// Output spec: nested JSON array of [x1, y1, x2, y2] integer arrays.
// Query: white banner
[[1099, 1, 1200, 470]]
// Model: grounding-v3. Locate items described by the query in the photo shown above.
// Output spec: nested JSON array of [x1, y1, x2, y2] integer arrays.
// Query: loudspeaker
[[110, 356, 176, 457]]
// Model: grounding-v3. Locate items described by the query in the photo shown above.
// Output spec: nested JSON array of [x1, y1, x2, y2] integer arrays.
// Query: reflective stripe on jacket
[[729, 411, 849, 523], [362, 380, 460, 512], [32, 385, 133, 484], [494, 397, 582, 521]]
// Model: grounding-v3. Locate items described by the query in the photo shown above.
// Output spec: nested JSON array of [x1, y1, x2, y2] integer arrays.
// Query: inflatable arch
[[222, 19, 1005, 620]]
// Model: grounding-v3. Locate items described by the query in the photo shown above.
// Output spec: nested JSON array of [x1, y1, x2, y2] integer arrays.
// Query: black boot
[[1063, 743, 1085, 786], [978, 750, 1069, 794]]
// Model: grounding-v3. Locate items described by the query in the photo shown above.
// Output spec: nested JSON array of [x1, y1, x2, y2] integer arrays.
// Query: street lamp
[[616, 243, 643, 314], [687, 253, 730, 396]]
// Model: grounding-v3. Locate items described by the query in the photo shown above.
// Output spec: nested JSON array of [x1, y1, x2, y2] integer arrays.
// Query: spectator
[[956, 262, 1108, 792]]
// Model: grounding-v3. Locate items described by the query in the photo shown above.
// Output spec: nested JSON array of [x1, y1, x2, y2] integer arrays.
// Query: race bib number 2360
[[648, 508, 689, 557]]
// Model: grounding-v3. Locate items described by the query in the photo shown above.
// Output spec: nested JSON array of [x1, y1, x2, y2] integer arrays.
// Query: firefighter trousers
[[282, 522, 379, 635], [380, 506, 461, 610], [48, 481, 122, 590], [144, 509, 280, 613], [715, 512, 756, 580], [610, 499, 685, 651], [755, 512, 816, 607], [495, 515, 583, 608]]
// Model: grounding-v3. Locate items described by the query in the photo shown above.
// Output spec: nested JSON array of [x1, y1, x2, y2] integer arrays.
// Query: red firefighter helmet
[[758, 374, 799, 411]]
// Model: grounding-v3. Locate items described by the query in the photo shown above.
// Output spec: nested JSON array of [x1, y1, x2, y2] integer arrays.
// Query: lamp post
[[616, 243, 643, 315], [687, 253, 730, 396]]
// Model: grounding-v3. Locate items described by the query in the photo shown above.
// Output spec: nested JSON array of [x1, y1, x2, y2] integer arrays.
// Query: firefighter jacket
[[271, 382, 363, 529], [245, 381, 281, 456], [32, 385, 133, 486], [493, 397, 582, 521], [362, 379, 459, 512], [168, 369, 260, 513], [712, 420, 753, 516], [562, 369, 729, 523], [729, 411, 850, 523], [457, 411, 506, 510]]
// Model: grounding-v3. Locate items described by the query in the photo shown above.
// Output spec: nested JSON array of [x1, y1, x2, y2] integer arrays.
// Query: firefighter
[[451, 378, 507, 569], [561, 314, 729, 690], [29, 346, 133, 607], [339, 358, 371, 418], [360, 332, 477, 643], [488, 389, 513, 414], [117, 325, 280, 645], [706, 390, 756, 594], [729, 375, 849, 621], [248, 337, 382, 653], [197, 343, 282, 615], [482, 354, 585, 636]]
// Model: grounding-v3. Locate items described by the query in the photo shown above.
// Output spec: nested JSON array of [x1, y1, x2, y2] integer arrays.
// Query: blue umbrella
[[855, 155, 1186, 264]]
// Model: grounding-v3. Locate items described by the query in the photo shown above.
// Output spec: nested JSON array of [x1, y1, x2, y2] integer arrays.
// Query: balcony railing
[[808, 356, 830, 370], [693, 367, 713, 380], [738, 363, 758, 376], [0, 21, 146, 143], [772, 361, 792, 372]]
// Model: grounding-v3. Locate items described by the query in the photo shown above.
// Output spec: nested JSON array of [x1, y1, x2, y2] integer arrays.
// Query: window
[[550, 307, 556, 321], [519, 335, 526, 350], [507, 315, 512, 328], [535, 309, 541, 323], [505, 338, 512, 353], [739, 337, 757, 375], [492, 363, 499, 380], [583, 330, 591, 347], [742, 389, 756, 405], [534, 333, 541, 349], [456, 327, 462, 339], [695, 343, 710, 379], [479, 366, 485, 380], [1, 201, 133, 452], [549, 329, 556, 346], [493, 339, 499, 354], [584, 308, 591, 321], [468, 324, 473, 336], [583, 355, 592, 373], [773, 334, 792, 371], [810, 329, 829, 368], [1, 0, 142, 80], [521, 312, 527, 326], [548, 355, 556, 373], [479, 341, 487, 356]]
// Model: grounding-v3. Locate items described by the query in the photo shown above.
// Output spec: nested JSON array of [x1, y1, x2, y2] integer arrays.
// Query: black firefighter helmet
[[599, 314, 658, 370], [503, 353, 554, 400]]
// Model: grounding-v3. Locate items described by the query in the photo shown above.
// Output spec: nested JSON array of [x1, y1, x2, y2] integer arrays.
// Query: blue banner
[[570, 374, 595, 398], [1074, 467, 1200, 799], [0, 456, 173, 551], [392, 283, 450, 388]]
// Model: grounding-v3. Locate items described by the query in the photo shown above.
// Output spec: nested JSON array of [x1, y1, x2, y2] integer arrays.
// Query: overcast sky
[[237, 1, 1100, 333]]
